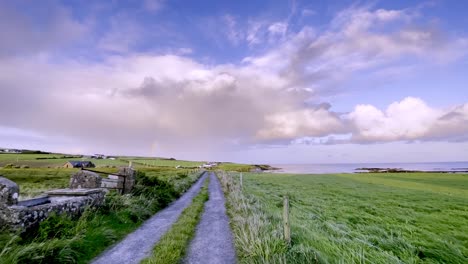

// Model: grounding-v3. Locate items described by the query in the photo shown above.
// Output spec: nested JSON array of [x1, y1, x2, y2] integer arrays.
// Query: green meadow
[[125, 158, 205, 168], [222, 172, 468, 263], [0, 153, 205, 169]]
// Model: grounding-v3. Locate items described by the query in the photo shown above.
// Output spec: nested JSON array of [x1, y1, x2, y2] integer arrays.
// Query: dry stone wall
[[1, 191, 104, 230]]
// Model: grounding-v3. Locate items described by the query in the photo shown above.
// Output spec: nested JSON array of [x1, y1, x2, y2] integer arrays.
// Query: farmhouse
[[92, 154, 107, 159], [63, 161, 96, 168], [4, 149, 22, 153]]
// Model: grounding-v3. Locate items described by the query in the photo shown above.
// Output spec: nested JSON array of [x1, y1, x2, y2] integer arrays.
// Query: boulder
[[0, 176, 19, 206], [69, 170, 102, 189]]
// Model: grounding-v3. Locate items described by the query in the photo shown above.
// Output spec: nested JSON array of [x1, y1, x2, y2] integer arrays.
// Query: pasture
[[0, 153, 207, 169], [223, 172, 468, 263], [125, 158, 205, 168]]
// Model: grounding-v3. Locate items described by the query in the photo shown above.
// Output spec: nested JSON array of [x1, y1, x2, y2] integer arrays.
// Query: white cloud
[[246, 20, 266, 46], [348, 97, 468, 142], [257, 108, 344, 141], [268, 22, 288, 37], [222, 14, 244, 45]]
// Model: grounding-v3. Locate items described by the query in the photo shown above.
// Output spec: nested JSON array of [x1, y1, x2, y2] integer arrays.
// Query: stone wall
[[2, 190, 104, 230], [0, 175, 105, 230]]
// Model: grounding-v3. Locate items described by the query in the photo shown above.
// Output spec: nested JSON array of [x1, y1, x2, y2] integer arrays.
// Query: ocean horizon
[[269, 161, 468, 174]]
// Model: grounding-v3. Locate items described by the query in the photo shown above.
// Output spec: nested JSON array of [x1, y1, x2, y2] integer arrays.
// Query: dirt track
[[91, 172, 208, 264], [184, 172, 236, 264]]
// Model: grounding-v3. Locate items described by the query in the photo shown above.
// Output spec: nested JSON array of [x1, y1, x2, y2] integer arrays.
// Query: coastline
[[265, 161, 468, 174]]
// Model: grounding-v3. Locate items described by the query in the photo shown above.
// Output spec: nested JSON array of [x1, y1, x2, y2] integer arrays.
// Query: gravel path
[[92, 172, 208, 264], [184, 172, 236, 264]]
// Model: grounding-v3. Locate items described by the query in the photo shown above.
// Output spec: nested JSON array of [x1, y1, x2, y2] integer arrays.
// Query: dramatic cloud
[[1, 3, 467, 157]]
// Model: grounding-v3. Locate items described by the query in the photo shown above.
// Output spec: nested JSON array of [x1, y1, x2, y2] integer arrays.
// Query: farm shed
[[63, 161, 96, 168]]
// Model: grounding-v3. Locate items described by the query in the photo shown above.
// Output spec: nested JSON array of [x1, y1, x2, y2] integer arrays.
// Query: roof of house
[[67, 161, 94, 166]]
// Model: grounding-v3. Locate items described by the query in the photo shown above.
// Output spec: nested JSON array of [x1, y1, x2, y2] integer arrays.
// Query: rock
[[69, 170, 102, 189], [0, 176, 20, 206]]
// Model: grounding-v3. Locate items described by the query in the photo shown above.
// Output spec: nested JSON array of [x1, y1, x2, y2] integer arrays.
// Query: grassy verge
[[221, 171, 468, 263], [217, 171, 291, 264], [142, 177, 209, 264], [0, 170, 202, 264]]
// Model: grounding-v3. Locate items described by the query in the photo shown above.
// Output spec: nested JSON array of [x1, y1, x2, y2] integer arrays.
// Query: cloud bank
[[0, 3, 467, 156]]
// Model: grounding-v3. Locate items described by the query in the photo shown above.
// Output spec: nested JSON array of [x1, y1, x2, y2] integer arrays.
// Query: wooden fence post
[[240, 173, 243, 190], [283, 196, 291, 245]]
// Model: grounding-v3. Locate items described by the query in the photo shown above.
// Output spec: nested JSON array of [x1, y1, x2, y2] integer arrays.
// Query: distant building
[[4, 149, 22, 153], [91, 154, 107, 159], [202, 162, 218, 168], [63, 161, 96, 168]]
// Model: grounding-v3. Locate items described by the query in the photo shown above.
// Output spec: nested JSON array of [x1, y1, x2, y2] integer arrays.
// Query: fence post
[[240, 173, 243, 190], [283, 196, 291, 245]]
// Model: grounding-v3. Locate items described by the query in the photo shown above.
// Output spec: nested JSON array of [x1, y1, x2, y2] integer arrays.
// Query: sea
[[270, 161, 468, 174]]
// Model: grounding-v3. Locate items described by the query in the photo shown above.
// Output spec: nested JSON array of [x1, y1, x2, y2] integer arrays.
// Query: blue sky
[[0, 0, 467, 163]]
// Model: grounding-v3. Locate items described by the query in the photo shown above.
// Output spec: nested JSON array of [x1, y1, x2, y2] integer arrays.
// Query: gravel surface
[[91, 172, 208, 264], [184, 172, 236, 264]]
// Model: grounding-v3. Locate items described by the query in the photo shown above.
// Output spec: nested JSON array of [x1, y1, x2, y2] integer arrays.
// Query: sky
[[0, 0, 467, 164]]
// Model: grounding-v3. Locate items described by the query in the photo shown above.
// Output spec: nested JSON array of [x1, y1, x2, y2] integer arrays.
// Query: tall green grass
[[0, 168, 74, 199], [218, 171, 293, 264], [142, 178, 209, 264], [225, 171, 468, 263]]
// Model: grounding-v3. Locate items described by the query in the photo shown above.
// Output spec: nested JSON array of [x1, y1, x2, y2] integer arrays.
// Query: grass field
[[0, 153, 206, 169], [0, 168, 75, 199], [126, 158, 205, 167], [221, 171, 468, 263]]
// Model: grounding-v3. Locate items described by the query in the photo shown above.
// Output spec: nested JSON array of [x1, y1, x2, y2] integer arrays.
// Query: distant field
[[226, 172, 468, 263], [127, 158, 205, 167], [0, 153, 205, 168], [0, 153, 128, 168], [0, 168, 76, 199]]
